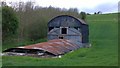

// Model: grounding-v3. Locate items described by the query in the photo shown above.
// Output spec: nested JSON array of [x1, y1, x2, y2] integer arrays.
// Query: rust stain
[[3, 39, 81, 56]]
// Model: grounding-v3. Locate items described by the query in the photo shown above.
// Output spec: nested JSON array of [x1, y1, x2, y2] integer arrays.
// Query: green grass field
[[2, 13, 118, 66]]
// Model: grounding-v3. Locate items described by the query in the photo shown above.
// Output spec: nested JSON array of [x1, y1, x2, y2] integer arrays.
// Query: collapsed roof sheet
[[3, 39, 81, 56]]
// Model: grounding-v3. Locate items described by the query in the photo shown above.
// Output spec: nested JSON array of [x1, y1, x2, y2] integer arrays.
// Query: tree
[[68, 8, 79, 13], [2, 6, 19, 41], [87, 13, 91, 15], [97, 11, 102, 14], [1, 1, 7, 7], [80, 12, 86, 21], [94, 12, 97, 14]]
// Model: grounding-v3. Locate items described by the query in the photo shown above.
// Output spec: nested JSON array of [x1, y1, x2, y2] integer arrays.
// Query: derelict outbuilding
[[48, 15, 89, 47]]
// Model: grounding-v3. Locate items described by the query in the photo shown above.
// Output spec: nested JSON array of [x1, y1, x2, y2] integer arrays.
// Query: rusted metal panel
[[3, 39, 81, 56]]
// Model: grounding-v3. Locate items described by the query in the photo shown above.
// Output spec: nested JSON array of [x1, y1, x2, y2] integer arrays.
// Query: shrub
[[80, 12, 86, 20], [2, 6, 19, 41]]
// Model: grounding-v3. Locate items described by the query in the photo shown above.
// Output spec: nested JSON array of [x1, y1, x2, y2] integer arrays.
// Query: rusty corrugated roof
[[4, 39, 81, 56]]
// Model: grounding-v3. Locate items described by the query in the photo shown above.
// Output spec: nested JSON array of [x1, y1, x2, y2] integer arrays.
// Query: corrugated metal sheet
[[47, 15, 89, 44], [4, 39, 81, 56], [48, 15, 87, 27]]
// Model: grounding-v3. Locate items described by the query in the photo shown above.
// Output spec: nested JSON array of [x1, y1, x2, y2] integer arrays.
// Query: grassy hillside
[[2, 13, 118, 66]]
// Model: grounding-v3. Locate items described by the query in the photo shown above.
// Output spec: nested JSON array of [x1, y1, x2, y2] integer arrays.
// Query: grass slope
[[2, 13, 118, 66]]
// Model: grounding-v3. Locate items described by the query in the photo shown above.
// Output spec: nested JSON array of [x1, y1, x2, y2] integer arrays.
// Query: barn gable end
[[48, 15, 89, 47]]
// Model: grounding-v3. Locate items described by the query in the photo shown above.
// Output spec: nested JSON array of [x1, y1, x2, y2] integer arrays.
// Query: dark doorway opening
[[59, 36, 63, 39], [61, 28, 67, 34]]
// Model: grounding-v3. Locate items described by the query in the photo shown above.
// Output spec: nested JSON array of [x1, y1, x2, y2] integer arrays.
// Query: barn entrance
[[59, 36, 64, 39]]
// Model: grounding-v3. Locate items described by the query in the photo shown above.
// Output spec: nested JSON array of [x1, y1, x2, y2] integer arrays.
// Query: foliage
[[97, 11, 102, 14], [2, 6, 19, 41], [80, 11, 86, 20], [94, 11, 102, 15]]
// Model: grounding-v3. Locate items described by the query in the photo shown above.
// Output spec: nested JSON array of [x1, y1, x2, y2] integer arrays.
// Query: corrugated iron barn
[[48, 15, 89, 47], [3, 15, 90, 58]]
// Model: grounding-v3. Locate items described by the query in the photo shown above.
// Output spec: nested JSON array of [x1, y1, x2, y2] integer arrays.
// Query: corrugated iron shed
[[47, 15, 89, 44], [3, 39, 81, 56]]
